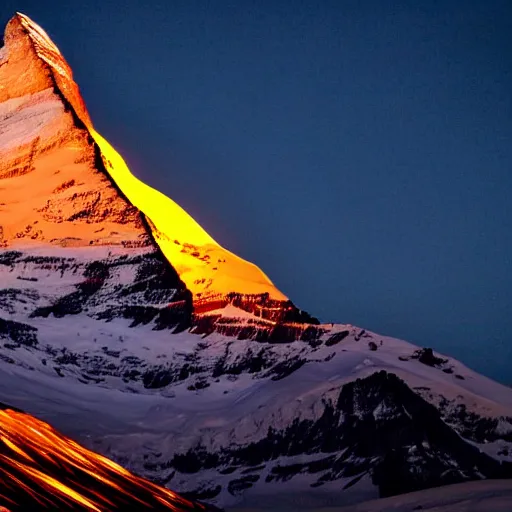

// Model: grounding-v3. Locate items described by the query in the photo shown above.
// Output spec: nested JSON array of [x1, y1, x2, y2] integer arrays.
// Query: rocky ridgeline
[[108, 372, 512, 502], [192, 292, 322, 342]]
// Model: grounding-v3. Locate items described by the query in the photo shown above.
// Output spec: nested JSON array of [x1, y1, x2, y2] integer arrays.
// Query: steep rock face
[[4, 12, 289, 304], [0, 14, 150, 248], [0, 13, 91, 124], [0, 13, 306, 326], [192, 296, 321, 342], [0, 246, 192, 343], [0, 14, 191, 332]]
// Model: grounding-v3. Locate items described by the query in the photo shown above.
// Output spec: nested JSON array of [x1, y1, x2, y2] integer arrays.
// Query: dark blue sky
[[2, 1, 511, 383]]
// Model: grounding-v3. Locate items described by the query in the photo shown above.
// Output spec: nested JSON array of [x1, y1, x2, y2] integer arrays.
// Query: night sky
[[1, 1, 511, 384]]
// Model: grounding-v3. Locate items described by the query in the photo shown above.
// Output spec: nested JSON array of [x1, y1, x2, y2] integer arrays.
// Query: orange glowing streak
[[0, 465, 53, 507], [6, 460, 102, 512], [0, 409, 206, 511], [89, 129, 216, 247], [0, 436, 35, 463]]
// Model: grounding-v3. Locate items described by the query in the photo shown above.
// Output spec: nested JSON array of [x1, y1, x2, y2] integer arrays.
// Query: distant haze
[[1, 0, 511, 383]]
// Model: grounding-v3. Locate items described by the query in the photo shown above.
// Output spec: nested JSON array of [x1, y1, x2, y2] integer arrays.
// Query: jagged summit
[[0, 12, 151, 249], [0, 12, 287, 303], [8, 12, 92, 126]]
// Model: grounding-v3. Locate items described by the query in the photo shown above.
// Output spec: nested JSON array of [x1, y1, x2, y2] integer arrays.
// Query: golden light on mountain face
[[4, 12, 287, 303], [90, 128, 287, 301], [0, 408, 209, 511]]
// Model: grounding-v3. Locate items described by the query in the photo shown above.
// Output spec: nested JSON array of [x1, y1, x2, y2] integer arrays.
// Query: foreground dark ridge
[[0, 404, 220, 511]]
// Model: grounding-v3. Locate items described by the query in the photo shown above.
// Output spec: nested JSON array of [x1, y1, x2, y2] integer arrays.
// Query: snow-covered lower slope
[[228, 479, 512, 512], [0, 269, 511, 509], [337, 479, 512, 512]]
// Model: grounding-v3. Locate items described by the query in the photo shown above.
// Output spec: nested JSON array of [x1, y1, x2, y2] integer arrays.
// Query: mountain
[[1, 12, 511, 511], [0, 11, 288, 305]]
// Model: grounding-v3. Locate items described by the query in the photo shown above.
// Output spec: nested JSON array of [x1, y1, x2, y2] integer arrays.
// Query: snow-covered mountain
[[0, 12, 511, 511]]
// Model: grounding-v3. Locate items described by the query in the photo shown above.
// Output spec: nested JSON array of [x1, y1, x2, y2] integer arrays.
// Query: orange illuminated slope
[[0, 14, 153, 249], [0, 406, 217, 511], [4, 12, 287, 302]]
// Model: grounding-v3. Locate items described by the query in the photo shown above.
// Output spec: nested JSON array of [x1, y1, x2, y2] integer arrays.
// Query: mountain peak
[[3, 12, 91, 126], [1, 13, 288, 305], [1, 13, 150, 250], [11, 12, 63, 59]]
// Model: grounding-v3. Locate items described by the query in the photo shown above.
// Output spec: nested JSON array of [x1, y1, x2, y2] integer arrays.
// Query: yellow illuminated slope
[[91, 129, 287, 300], [91, 130, 216, 247]]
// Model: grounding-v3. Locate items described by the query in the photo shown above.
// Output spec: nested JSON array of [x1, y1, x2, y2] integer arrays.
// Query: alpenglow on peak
[[0, 12, 287, 304]]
